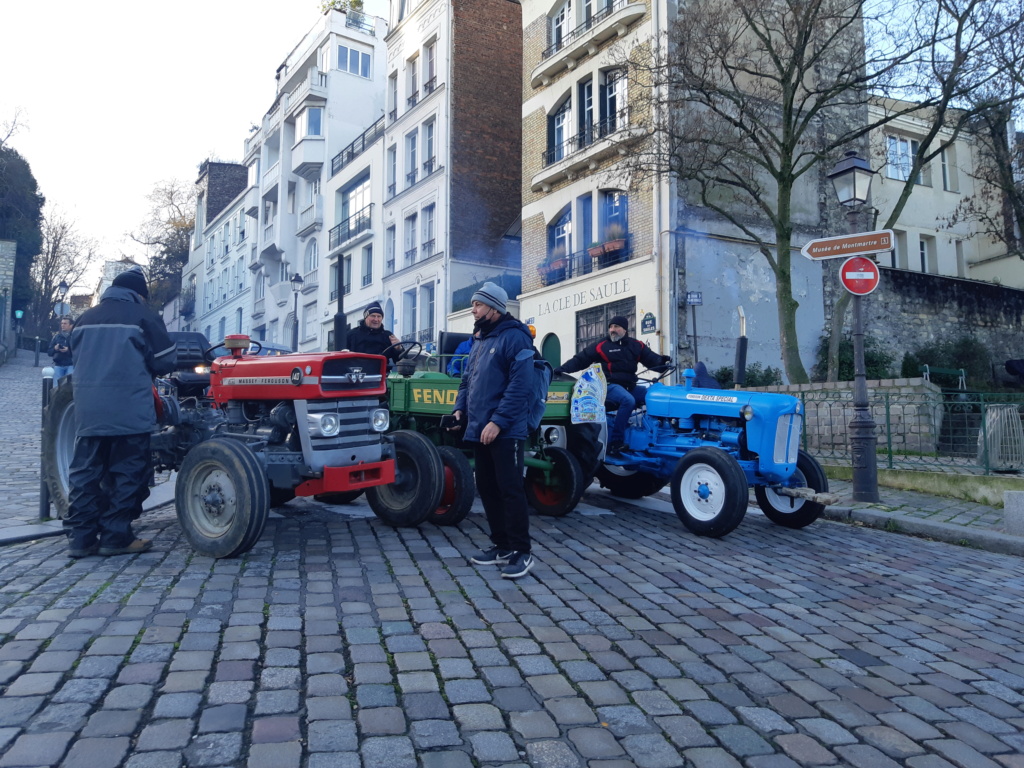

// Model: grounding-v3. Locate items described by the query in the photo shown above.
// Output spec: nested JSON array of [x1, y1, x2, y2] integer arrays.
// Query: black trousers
[[65, 433, 151, 549], [473, 437, 531, 554]]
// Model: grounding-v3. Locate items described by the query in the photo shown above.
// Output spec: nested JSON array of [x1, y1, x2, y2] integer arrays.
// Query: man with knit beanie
[[449, 282, 538, 579], [555, 314, 670, 455], [64, 265, 177, 558], [346, 300, 401, 364]]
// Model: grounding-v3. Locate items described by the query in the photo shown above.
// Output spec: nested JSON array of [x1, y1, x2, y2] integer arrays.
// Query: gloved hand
[[661, 355, 672, 365], [553, 367, 564, 376]]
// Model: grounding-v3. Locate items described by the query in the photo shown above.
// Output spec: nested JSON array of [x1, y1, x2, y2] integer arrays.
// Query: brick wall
[[199, 162, 248, 223], [450, 0, 524, 268]]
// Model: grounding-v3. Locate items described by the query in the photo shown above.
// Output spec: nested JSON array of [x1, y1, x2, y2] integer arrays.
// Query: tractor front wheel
[[754, 449, 828, 529], [366, 430, 443, 527], [175, 438, 270, 558], [670, 448, 748, 538], [41, 378, 77, 519], [525, 446, 585, 517], [595, 464, 669, 499]]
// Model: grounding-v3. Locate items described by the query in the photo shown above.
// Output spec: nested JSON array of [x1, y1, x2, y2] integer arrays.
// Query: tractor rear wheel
[[366, 430, 443, 527], [175, 438, 270, 558], [42, 378, 76, 519], [525, 446, 585, 517], [754, 450, 828, 529], [430, 446, 474, 526], [595, 464, 669, 499], [670, 448, 748, 538]]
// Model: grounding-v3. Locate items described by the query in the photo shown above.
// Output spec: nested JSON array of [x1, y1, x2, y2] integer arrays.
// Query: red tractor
[[43, 333, 444, 558]]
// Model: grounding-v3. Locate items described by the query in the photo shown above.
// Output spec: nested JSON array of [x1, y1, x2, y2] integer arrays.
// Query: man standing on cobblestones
[[65, 265, 177, 557], [450, 282, 537, 579]]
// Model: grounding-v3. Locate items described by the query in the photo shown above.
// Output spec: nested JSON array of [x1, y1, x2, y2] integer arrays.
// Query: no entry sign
[[840, 256, 880, 296]]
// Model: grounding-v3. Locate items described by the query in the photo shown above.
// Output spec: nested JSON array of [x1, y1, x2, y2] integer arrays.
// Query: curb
[[824, 505, 1024, 558]]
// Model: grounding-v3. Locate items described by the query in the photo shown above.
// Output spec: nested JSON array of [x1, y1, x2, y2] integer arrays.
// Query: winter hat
[[470, 282, 507, 314], [608, 315, 629, 333], [113, 266, 149, 298], [364, 301, 384, 318]]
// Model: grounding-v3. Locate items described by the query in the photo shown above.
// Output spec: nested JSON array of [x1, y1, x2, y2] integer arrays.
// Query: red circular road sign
[[840, 256, 880, 296]]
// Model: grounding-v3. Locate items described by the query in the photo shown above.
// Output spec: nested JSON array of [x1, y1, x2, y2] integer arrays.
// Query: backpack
[[528, 351, 553, 433]]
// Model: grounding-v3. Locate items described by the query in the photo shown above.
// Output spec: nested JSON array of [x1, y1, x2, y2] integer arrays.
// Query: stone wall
[[0, 240, 15, 353]]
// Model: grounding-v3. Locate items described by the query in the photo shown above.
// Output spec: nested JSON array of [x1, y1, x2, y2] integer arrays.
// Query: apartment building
[[380, 0, 523, 345], [517, 0, 677, 367]]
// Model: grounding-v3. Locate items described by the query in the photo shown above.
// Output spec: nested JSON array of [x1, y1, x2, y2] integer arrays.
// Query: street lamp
[[290, 272, 304, 351], [827, 150, 880, 503]]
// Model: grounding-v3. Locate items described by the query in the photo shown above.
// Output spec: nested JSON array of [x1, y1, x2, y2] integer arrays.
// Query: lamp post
[[827, 150, 880, 503], [290, 272, 304, 352], [55, 280, 69, 325]]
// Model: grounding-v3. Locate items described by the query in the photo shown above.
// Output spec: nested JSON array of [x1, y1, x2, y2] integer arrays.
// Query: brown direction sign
[[800, 229, 895, 261]]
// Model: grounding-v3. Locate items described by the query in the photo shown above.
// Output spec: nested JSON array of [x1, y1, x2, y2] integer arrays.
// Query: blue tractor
[[594, 367, 836, 538]]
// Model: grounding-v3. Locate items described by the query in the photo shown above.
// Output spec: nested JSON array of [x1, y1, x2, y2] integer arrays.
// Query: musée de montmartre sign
[[533, 277, 633, 317]]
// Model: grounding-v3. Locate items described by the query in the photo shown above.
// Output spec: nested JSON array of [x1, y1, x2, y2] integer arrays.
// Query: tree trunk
[[827, 290, 852, 381], [773, 230, 809, 384]]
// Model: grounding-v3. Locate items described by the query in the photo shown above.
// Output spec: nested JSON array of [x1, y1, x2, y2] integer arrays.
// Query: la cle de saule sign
[[800, 230, 895, 261]]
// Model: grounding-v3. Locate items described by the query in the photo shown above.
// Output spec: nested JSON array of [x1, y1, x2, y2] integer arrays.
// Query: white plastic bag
[[570, 364, 607, 424]]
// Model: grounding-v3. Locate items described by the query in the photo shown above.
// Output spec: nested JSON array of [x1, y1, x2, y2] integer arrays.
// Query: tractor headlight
[[308, 412, 341, 437], [371, 408, 390, 432], [194, 365, 211, 374], [741, 405, 754, 421]]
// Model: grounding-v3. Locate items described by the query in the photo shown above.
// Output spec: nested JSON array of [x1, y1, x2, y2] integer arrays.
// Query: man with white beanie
[[449, 282, 538, 579]]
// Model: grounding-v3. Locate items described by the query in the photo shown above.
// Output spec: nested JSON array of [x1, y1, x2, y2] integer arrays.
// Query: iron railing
[[543, 0, 631, 59], [328, 203, 373, 250], [543, 108, 630, 166], [537, 236, 634, 286], [331, 117, 385, 176]]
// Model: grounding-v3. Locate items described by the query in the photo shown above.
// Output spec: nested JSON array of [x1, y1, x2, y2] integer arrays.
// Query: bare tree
[[27, 211, 97, 336], [130, 179, 196, 309], [626, 0, 1024, 382]]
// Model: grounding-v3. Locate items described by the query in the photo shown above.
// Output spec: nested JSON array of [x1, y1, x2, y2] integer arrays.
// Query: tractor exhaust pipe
[[734, 306, 747, 389]]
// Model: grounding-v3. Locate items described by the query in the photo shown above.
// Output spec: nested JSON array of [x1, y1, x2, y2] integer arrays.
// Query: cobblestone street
[[2, 354, 1024, 767]]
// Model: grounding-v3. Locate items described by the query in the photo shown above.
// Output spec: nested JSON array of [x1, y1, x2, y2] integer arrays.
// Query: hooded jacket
[[70, 285, 177, 436], [454, 314, 535, 442], [560, 334, 666, 390], [346, 321, 400, 362]]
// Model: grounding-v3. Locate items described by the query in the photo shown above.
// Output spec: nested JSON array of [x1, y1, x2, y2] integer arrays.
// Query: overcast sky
[[2, 0, 388, 293]]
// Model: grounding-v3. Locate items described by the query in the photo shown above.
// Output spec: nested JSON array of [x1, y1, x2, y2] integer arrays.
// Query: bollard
[[40, 367, 53, 521], [1004, 491, 1024, 538], [34, 337, 41, 367]]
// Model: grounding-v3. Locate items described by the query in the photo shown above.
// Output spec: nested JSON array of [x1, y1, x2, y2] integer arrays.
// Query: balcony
[[421, 239, 436, 258], [532, 109, 643, 192], [297, 196, 323, 237], [388, 108, 398, 123], [303, 270, 319, 291], [386, 258, 395, 275], [387, 183, 396, 200], [331, 116, 385, 177], [407, 91, 419, 108], [243, 186, 260, 217], [406, 169, 418, 188], [260, 221, 281, 257], [286, 67, 328, 120], [291, 135, 325, 180], [328, 203, 374, 253], [252, 297, 266, 318], [362, 273, 372, 287], [330, 288, 339, 300], [343, 282, 351, 295], [536, 236, 635, 287], [531, 0, 647, 88], [404, 247, 418, 267], [423, 157, 437, 175], [423, 76, 438, 95], [262, 161, 281, 198], [346, 10, 375, 35]]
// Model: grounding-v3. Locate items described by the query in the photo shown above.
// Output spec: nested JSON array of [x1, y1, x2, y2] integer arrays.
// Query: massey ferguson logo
[[290, 368, 304, 386], [346, 367, 366, 384]]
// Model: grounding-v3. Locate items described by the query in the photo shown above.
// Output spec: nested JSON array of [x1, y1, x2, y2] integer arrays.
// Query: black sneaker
[[471, 547, 514, 565], [501, 551, 535, 579]]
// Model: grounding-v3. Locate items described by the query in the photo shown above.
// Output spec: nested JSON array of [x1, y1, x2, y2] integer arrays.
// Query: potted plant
[[538, 247, 569, 285], [588, 241, 605, 259], [597, 224, 627, 268]]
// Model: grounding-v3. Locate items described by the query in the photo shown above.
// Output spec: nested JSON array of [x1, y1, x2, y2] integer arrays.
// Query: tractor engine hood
[[210, 352, 388, 405]]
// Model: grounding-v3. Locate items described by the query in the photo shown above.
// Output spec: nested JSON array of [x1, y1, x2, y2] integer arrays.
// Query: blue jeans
[[52, 365, 73, 387], [606, 383, 646, 444]]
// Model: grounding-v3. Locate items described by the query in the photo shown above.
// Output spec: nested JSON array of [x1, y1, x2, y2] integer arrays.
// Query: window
[[941, 145, 958, 192], [576, 298, 636, 352], [343, 256, 352, 295], [549, 206, 572, 255], [601, 69, 626, 133], [388, 73, 398, 120], [386, 145, 397, 198], [330, 262, 339, 300], [422, 203, 436, 256], [887, 136, 923, 184], [222, 223, 230, 254], [218, 316, 227, 342], [420, 282, 435, 341], [247, 161, 260, 188], [269, 319, 279, 345], [407, 56, 419, 106], [340, 174, 371, 229], [424, 41, 437, 92], [406, 131, 418, 186], [338, 45, 371, 78], [303, 107, 323, 137], [402, 288, 418, 338], [237, 256, 245, 290], [303, 303, 317, 341], [221, 268, 229, 299], [579, 81, 594, 143], [404, 214, 418, 264], [304, 240, 319, 276], [255, 270, 265, 299], [235, 308, 243, 334], [423, 120, 436, 173], [548, 98, 572, 163], [600, 190, 628, 239], [955, 240, 966, 277], [578, 193, 593, 245], [386, 226, 397, 273], [551, 0, 572, 52], [919, 235, 936, 273], [362, 245, 373, 287]]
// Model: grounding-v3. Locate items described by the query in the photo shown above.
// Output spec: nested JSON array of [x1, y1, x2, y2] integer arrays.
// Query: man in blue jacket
[[450, 282, 537, 579], [65, 266, 177, 557]]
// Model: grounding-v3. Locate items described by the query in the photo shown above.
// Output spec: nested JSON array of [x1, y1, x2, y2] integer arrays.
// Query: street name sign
[[840, 256, 880, 296], [800, 229, 895, 261]]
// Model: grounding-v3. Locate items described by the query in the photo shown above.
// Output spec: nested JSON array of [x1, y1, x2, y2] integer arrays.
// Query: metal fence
[[799, 389, 1024, 475]]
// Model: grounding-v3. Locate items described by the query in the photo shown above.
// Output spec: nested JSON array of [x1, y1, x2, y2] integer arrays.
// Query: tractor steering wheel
[[382, 341, 423, 360]]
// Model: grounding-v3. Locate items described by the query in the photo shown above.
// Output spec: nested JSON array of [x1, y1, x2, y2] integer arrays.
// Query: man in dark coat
[[65, 266, 177, 557], [555, 315, 670, 455], [345, 301, 401, 364], [450, 282, 538, 579], [47, 316, 75, 386]]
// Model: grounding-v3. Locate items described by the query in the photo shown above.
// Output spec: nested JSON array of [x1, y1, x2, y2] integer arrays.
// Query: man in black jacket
[[47, 316, 75, 386], [65, 266, 177, 557], [345, 301, 401, 364], [555, 315, 669, 455]]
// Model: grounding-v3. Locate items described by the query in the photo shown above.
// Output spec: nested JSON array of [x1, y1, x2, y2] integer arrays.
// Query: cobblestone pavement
[[3, 355, 1024, 767]]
